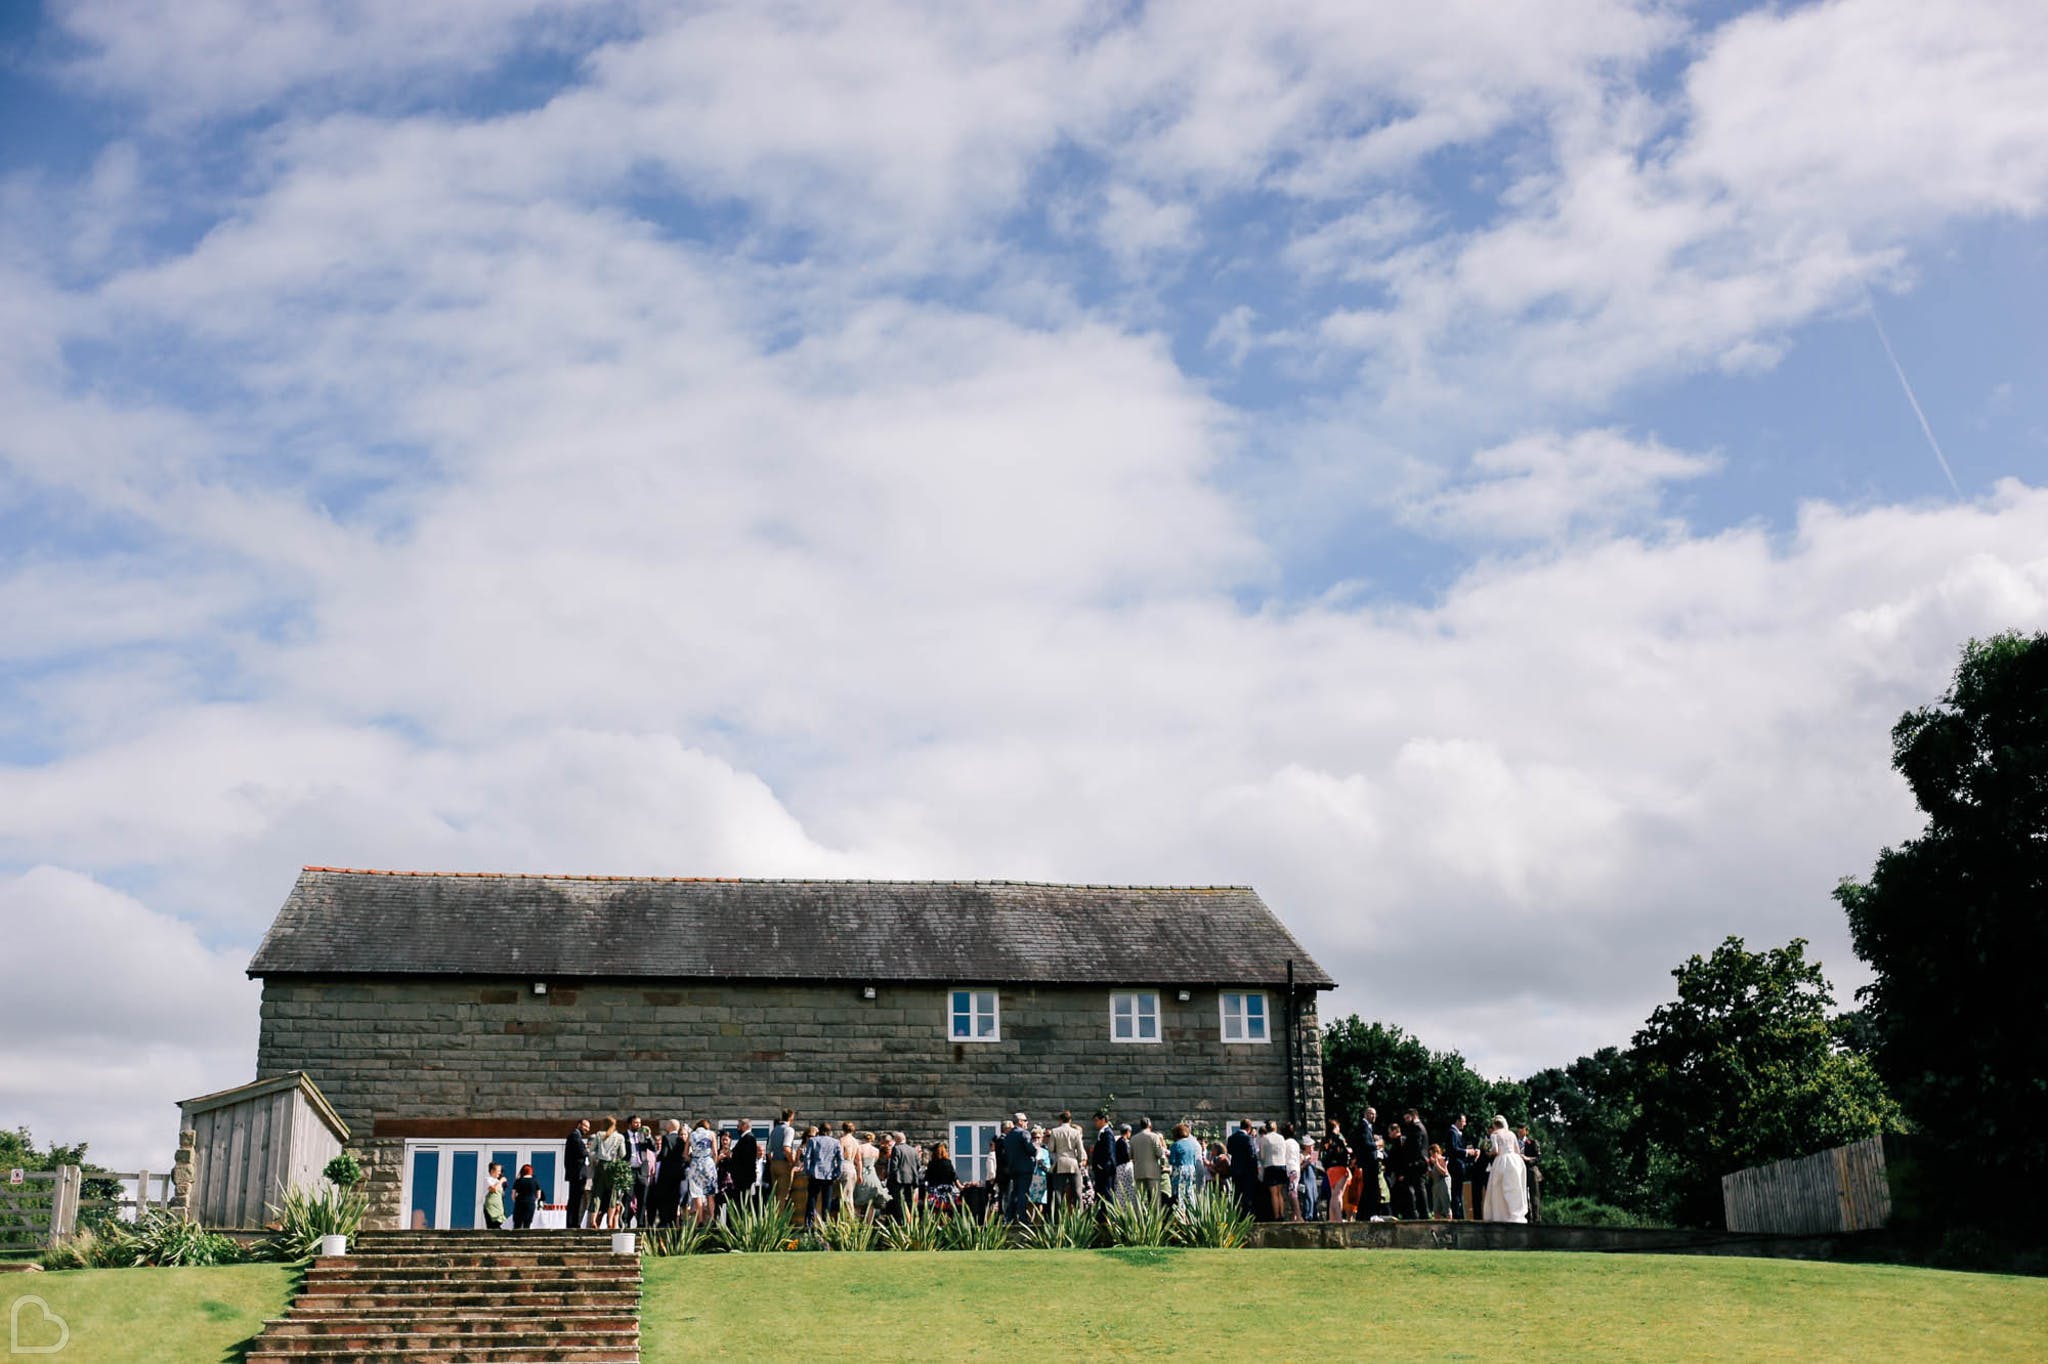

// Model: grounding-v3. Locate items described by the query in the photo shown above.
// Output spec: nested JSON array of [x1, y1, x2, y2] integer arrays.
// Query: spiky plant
[[817, 1209, 880, 1252], [717, 1198, 796, 1253], [266, 1183, 369, 1261], [937, 1204, 1014, 1251], [878, 1202, 945, 1251], [1099, 1191, 1177, 1248], [640, 1218, 715, 1256], [1172, 1184, 1255, 1249], [1021, 1199, 1097, 1250]]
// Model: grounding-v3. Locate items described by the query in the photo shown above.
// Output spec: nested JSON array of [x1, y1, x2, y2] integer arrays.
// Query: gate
[[0, 1167, 78, 1251]]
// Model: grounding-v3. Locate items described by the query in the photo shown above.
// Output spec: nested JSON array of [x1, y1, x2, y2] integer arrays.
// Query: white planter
[[610, 1232, 636, 1256], [318, 1234, 349, 1257]]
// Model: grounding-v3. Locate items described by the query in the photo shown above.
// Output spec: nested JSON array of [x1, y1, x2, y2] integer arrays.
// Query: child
[[1426, 1144, 1451, 1219], [511, 1163, 541, 1230], [483, 1162, 508, 1230]]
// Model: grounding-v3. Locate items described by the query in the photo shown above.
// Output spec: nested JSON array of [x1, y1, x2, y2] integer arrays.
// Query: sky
[[1, 0, 2045, 1171]]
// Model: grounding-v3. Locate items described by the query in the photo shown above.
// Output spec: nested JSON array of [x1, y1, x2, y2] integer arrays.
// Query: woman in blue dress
[[1168, 1123, 1204, 1203]]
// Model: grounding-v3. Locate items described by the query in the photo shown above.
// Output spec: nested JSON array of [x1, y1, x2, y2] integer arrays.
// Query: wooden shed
[[177, 1071, 350, 1229]]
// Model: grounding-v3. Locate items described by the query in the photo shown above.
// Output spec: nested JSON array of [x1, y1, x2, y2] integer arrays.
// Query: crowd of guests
[[540, 1105, 1541, 1231]]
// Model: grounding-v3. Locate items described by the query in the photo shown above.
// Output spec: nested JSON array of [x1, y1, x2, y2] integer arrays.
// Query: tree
[[1837, 630, 2048, 1225], [1523, 1047, 1645, 1210], [1632, 936, 1900, 1227], [1321, 1017, 1511, 1134]]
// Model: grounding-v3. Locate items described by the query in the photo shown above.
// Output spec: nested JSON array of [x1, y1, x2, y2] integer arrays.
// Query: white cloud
[[1409, 429, 1720, 541], [0, 867, 259, 1170]]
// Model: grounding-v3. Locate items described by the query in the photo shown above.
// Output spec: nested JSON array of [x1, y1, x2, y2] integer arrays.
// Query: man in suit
[[1000, 1111, 1036, 1222], [1088, 1112, 1118, 1209], [1518, 1125, 1542, 1223], [1445, 1115, 1469, 1218], [887, 1131, 922, 1218], [1226, 1118, 1260, 1217], [1351, 1108, 1382, 1217], [653, 1119, 686, 1226], [564, 1118, 592, 1229], [1129, 1118, 1167, 1203], [1047, 1110, 1086, 1208], [729, 1119, 762, 1203], [1397, 1108, 1430, 1219]]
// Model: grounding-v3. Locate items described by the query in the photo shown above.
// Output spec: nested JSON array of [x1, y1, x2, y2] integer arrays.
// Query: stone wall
[[256, 977, 1327, 1227]]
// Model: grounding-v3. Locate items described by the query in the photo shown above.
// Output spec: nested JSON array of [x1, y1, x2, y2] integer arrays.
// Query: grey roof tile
[[247, 868, 1335, 988]]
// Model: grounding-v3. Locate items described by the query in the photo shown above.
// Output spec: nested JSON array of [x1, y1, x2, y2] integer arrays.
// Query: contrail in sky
[[1863, 291, 1961, 498]]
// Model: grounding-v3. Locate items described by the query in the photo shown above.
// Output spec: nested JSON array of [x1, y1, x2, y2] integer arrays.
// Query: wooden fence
[[1721, 1135, 1903, 1234], [0, 1168, 178, 1250]]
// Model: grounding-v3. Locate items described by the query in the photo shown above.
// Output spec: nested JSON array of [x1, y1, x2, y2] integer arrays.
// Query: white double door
[[402, 1141, 562, 1230]]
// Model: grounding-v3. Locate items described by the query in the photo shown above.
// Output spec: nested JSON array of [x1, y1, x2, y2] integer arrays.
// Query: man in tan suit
[[1129, 1117, 1168, 1202], [1047, 1109, 1086, 1208]]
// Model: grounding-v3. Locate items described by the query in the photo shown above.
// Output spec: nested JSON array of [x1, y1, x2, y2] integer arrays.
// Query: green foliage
[[1097, 1193, 1176, 1248], [1633, 935, 1902, 1227], [816, 1209, 879, 1252], [1838, 630, 2048, 1228], [936, 1205, 1012, 1251], [39, 1227, 133, 1271], [717, 1198, 796, 1253], [1523, 1047, 1645, 1209], [641, 1219, 715, 1256], [1540, 1195, 1666, 1229], [879, 1202, 947, 1251], [1020, 1199, 1097, 1250], [114, 1210, 249, 1267], [265, 1183, 367, 1261], [1321, 1017, 1508, 1130], [321, 1151, 365, 1189], [1171, 1185, 1255, 1249]]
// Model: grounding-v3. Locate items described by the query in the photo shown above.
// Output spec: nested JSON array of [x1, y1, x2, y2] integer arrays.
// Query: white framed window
[[949, 988, 1000, 1041], [1110, 990, 1161, 1043], [950, 1121, 1000, 1185], [1220, 990, 1270, 1043]]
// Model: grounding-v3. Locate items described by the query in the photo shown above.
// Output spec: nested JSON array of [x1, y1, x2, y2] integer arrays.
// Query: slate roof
[[248, 867, 1334, 988]]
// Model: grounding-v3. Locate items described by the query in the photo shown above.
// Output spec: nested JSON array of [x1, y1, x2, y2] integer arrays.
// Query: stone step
[[240, 1318, 630, 1343], [301, 1291, 638, 1313], [306, 1266, 638, 1286], [242, 1343, 634, 1351], [320, 1252, 624, 1268], [262, 1313, 636, 1335]]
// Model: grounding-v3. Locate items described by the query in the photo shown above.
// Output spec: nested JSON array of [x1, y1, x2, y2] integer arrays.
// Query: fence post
[[47, 1165, 80, 1245], [137, 1168, 153, 1217]]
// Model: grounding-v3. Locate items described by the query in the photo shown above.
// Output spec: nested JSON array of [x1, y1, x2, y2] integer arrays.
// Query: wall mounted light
[[862, 986, 877, 1000], [533, 982, 549, 996], [1177, 989, 1191, 1002]]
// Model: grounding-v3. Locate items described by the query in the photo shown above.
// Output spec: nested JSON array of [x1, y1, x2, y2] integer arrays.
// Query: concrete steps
[[244, 1231, 641, 1364]]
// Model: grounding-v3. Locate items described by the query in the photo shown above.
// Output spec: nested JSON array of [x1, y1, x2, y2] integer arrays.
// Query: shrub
[[322, 1151, 365, 1190], [936, 1205, 1013, 1252], [266, 1183, 369, 1261], [640, 1219, 714, 1256], [1173, 1185, 1255, 1249], [1022, 1199, 1097, 1250], [817, 1209, 879, 1252], [1100, 1192, 1176, 1248], [879, 1202, 945, 1252], [118, 1210, 247, 1267], [40, 1228, 110, 1271], [717, 1198, 796, 1254], [1542, 1196, 1664, 1229]]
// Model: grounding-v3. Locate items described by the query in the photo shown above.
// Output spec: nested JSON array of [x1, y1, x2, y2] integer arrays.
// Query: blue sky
[[2, 0, 2045, 1167]]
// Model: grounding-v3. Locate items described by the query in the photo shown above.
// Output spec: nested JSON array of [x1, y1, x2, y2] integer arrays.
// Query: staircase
[[244, 1230, 640, 1363]]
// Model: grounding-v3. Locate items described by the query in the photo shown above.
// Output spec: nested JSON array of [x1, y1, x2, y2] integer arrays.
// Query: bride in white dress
[[1482, 1115, 1529, 1223]]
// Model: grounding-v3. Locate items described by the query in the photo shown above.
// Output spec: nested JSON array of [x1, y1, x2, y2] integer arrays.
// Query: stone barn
[[246, 867, 1334, 1230]]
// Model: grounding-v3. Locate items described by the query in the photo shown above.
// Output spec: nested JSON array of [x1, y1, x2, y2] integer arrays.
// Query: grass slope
[[2, 1264, 294, 1362], [642, 1249, 2047, 1360]]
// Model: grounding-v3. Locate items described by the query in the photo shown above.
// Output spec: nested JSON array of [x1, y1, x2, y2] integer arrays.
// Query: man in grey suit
[[1047, 1110, 1086, 1208], [1129, 1117, 1167, 1202]]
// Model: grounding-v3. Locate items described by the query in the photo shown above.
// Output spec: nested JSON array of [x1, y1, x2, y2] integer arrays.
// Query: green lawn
[[642, 1249, 2047, 1361], [2, 1264, 293, 1362]]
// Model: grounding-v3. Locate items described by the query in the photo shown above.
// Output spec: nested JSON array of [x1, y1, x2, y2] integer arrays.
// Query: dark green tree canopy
[[1632, 936, 1899, 1227], [1838, 630, 2048, 1223]]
